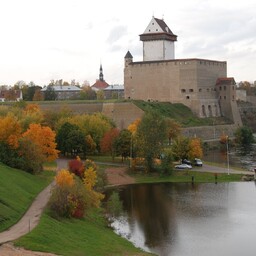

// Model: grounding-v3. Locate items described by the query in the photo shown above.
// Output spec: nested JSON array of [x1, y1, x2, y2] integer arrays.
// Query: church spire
[[99, 64, 104, 81]]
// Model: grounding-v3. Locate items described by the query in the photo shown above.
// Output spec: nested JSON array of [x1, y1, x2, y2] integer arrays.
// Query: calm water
[[109, 182, 256, 256], [204, 143, 256, 171]]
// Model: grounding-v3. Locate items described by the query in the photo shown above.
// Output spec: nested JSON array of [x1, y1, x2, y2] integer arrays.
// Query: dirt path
[[105, 166, 135, 186]]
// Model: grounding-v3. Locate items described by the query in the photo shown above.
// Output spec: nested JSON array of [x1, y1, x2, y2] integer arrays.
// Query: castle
[[124, 16, 242, 126]]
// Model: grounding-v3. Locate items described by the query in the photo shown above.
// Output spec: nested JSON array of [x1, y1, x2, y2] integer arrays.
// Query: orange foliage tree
[[0, 114, 22, 148], [100, 128, 120, 159], [22, 123, 59, 162]]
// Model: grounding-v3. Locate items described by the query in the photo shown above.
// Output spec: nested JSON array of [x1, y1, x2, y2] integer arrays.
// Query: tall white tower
[[140, 16, 177, 61]]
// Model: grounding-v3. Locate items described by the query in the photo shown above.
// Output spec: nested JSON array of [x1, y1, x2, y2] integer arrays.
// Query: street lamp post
[[129, 135, 133, 169], [226, 135, 230, 175]]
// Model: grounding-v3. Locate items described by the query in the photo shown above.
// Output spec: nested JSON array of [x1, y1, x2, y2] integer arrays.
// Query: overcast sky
[[0, 0, 255, 86]]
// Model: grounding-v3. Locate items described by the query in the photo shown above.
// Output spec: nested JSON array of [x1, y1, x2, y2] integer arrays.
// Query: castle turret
[[124, 51, 133, 68], [140, 16, 177, 61]]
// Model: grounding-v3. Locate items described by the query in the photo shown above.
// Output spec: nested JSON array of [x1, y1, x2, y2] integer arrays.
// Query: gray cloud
[[106, 25, 128, 44]]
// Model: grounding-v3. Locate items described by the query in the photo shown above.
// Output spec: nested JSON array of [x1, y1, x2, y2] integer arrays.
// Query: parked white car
[[175, 164, 192, 170]]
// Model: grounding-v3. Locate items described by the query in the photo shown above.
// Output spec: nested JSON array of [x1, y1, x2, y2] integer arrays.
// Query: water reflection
[[108, 182, 256, 256], [204, 143, 256, 170]]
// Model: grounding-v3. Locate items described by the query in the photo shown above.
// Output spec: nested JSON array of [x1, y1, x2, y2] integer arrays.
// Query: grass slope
[[15, 209, 151, 256], [0, 163, 54, 232], [133, 100, 231, 127]]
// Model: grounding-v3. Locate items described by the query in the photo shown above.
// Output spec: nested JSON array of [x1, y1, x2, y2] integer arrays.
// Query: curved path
[[0, 181, 55, 245], [0, 158, 70, 245]]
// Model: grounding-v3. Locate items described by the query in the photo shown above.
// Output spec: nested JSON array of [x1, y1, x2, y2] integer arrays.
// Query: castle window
[[202, 105, 206, 117], [219, 86, 222, 90], [189, 89, 194, 92], [224, 96, 226, 100], [199, 88, 202, 92], [181, 89, 186, 93], [224, 86, 226, 91], [156, 29, 158, 31], [207, 88, 209, 92], [186, 96, 190, 99], [220, 96, 221, 99]]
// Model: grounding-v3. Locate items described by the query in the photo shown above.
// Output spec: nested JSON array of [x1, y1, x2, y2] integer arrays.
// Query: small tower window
[[186, 96, 190, 99], [181, 89, 186, 93], [189, 89, 194, 92]]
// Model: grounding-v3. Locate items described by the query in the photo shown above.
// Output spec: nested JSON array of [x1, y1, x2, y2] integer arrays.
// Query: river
[[108, 182, 256, 256]]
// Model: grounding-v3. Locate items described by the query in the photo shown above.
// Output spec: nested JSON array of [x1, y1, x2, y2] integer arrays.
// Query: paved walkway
[[0, 181, 55, 244]]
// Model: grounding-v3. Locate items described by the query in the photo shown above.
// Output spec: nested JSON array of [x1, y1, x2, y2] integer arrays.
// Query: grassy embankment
[[15, 209, 151, 256], [0, 163, 54, 232], [133, 100, 231, 127], [0, 162, 151, 255]]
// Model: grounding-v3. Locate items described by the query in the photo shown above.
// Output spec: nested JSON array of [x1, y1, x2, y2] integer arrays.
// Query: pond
[[108, 182, 256, 256]]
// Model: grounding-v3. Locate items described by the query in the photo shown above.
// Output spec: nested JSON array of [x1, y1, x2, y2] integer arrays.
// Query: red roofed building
[[91, 64, 109, 91]]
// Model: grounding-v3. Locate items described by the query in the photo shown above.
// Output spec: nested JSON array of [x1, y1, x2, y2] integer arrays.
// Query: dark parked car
[[194, 158, 203, 166], [182, 159, 192, 165]]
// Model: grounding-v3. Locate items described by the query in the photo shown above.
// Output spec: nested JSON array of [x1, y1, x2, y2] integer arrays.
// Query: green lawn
[[15, 209, 152, 256], [0, 162, 54, 232]]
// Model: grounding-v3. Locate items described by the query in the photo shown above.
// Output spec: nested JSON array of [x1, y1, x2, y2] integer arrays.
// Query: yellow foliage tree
[[128, 118, 141, 134], [55, 169, 75, 187], [83, 166, 105, 208], [83, 166, 97, 190], [0, 114, 22, 148], [188, 138, 203, 159]]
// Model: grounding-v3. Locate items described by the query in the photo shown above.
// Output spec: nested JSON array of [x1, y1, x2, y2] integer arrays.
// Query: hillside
[[0, 163, 53, 232], [133, 100, 231, 127]]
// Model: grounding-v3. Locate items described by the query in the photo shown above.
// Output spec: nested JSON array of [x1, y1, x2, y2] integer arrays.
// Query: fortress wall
[[182, 124, 238, 141], [39, 102, 144, 130], [39, 102, 103, 114]]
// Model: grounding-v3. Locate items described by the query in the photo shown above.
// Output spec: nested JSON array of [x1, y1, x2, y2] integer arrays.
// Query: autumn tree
[[171, 136, 190, 161], [188, 138, 203, 159], [18, 137, 46, 173], [69, 113, 113, 151], [128, 118, 141, 135], [166, 118, 181, 145], [136, 111, 167, 172], [0, 114, 22, 148], [100, 128, 120, 160], [22, 123, 59, 162], [49, 160, 104, 219]]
